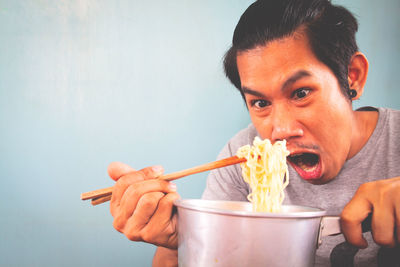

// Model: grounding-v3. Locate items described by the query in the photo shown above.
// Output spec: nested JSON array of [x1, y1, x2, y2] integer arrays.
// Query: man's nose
[[270, 107, 303, 142]]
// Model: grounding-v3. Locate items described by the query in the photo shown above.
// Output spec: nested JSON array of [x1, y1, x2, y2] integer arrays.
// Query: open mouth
[[287, 153, 322, 180]]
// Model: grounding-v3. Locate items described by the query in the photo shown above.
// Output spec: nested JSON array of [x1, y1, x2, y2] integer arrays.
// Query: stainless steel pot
[[175, 199, 341, 267]]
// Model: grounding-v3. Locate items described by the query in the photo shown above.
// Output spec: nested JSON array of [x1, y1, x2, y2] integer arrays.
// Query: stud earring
[[349, 89, 357, 98]]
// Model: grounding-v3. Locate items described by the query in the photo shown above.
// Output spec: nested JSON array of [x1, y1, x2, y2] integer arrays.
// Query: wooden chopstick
[[91, 195, 112, 206], [81, 186, 114, 201], [81, 155, 246, 206]]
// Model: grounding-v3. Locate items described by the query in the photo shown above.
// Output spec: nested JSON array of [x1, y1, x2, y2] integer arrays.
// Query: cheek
[[249, 113, 272, 139], [311, 86, 352, 130], [311, 100, 353, 160]]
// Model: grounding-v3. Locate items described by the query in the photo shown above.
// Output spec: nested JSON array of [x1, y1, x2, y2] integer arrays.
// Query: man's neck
[[348, 109, 379, 159]]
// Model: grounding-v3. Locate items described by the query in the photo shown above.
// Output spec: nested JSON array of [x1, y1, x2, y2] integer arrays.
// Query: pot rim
[[175, 199, 326, 219]]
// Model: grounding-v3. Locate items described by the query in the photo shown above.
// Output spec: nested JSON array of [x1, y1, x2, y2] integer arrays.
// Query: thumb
[[108, 161, 136, 181]]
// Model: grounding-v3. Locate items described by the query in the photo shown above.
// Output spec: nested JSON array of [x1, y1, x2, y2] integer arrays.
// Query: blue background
[[1, 1, 399, 266]]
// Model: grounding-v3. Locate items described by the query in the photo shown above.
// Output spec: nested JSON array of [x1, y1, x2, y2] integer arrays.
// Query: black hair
[[223, 0, 359, 100]]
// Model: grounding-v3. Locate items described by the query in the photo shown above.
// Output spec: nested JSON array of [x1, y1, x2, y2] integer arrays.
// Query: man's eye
[[292, 88, 311, 99], [250, 99, 269, 108]]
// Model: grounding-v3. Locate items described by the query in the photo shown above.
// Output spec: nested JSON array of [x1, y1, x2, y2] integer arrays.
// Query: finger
[[110, 166, 165, 216], [122, 192, 179, 247], [135, 192, 166, 224], [390, 179, 400, 244], [118, 180, 175, 220], [144, 192, 180, 247], [371, 200, 396, 247], [150, 192, 180, 226], [114, 191, 164, 236], [396, 203, 400, 243], [108, 162, 136, 181], [341, 194, 372, 248]]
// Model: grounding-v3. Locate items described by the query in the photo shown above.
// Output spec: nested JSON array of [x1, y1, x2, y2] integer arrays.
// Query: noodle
[[237, 137, 289, 213]]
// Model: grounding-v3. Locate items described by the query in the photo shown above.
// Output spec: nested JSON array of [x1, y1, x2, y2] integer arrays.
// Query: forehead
[[236, 34, 334, 89]]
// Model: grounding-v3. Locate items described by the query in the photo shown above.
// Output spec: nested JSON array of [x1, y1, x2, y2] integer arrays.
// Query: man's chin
[[303, 176, 330, 185]]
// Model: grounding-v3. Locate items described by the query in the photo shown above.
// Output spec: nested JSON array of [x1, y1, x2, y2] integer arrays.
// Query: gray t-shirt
[[202, 107, 400, 266]]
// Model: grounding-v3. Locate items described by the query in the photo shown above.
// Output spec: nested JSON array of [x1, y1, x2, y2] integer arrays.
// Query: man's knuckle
[[378, 181, 398, 199], [115, 178, 128, 191], [131, 184, 143, 200], [358, 182, 373, 193], [125, 231, 141, 241], [141, 230, 156, 243], [140, 194, 158, 208], [140, 168, 153, 178], [122, 222, 142, 241], [113, 218, 125, 233], [340, 210, 355, 224]]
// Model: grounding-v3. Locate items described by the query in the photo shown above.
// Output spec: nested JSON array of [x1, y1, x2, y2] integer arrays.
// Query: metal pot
[[175, 199, 341, 267]]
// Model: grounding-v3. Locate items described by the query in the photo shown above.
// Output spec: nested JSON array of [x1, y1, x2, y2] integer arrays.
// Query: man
[[108, 0, 400, 266]]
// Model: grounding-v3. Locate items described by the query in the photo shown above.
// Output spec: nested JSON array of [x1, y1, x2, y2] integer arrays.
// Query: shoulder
[[216, 124, 259, 160], [376, 107, 400, 135], [379, 107, 400, 122], [357, 107, 400, 138], [376, 107, 400, 118]]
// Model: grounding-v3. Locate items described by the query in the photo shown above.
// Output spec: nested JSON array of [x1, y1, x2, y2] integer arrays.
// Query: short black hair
[[223, 0, 359, 100]]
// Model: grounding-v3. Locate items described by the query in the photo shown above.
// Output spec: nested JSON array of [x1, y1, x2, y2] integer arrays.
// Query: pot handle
[[317, 213, 372, 247]]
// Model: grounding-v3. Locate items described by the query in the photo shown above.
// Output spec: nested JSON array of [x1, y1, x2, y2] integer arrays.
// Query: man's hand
[[341, 176, 400, 248], [108, 162, 180, 249]]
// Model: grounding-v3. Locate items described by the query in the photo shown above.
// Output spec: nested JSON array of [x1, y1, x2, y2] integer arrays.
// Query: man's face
[[236, 33, 354, 184]]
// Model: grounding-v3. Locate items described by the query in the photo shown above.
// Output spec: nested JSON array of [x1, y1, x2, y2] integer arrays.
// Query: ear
[[347, 52, 369, 100]]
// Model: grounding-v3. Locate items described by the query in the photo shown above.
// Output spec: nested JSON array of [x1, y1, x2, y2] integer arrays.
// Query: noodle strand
[[237, 137, 289, 212]]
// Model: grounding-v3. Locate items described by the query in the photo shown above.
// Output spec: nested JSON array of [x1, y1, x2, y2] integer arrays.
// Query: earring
[[349, 89, 357, 98]]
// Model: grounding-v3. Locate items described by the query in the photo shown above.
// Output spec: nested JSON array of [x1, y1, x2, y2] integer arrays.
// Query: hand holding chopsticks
[[81, 155, 246, 205]]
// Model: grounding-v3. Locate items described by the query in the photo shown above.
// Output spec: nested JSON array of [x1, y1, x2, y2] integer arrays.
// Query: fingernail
[[169, 182, 177, 191], [152, 165, 164, 176]]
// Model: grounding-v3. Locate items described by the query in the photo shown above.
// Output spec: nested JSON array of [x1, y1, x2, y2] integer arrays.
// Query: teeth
[[297, 161, 318, 171]]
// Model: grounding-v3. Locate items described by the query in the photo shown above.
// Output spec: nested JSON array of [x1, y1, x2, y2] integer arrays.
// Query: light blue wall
[[0, 1, 399, 266], [335, 0, 400, 109]]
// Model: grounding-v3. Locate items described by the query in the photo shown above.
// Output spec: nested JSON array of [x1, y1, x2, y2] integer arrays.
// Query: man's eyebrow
[[281, 70, 311, 92], [241, 70, 312, 97], [241, 86, 266, 98]]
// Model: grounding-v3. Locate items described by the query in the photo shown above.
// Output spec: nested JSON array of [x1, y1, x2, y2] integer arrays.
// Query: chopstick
[[91, 195, 112, 205], [81, 155, 246, 206]]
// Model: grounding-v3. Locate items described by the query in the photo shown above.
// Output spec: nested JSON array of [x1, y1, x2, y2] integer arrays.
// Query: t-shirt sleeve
[[201, 140, 250, 201]]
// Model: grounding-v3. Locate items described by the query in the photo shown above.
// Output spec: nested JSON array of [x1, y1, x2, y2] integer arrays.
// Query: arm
[[340, 176, 400, 248], [108, 162, 180, 248], [152, 247, 178, 267]]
